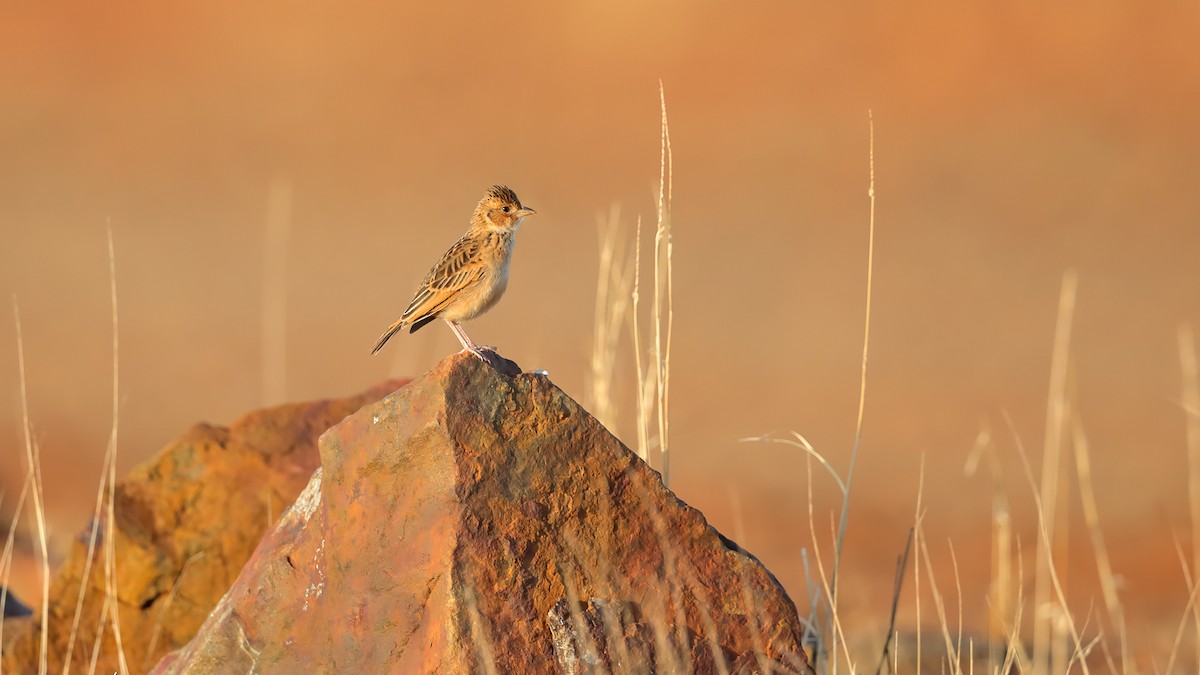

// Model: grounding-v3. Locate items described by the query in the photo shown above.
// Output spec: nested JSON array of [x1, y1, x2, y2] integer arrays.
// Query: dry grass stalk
[[64, 455, 114, 671], [997, 537, 1028, 675], [589, 204, 633, 433], [912, 454, 924, 675], [1179, 323, 1200, 671], [1005, 411, 1092, 675], [830, 111, 878, 610], [1070, 413, 1129, 673], [805, 455, 855, 673], [630, 215, 652, 462], [873, 527, 912, 675], [87, 593, 112, 675], [143, 551, 206, 669], [949, 541, 963, 670], [1032, 270, 1077, 674], [744, 431, 847, 671], [64, 245, 136, 669], [1166, 536, 1200, 675], [915, 532, 961, 675], [964, 421, 1015, 671], [12, 300, 51, 675], [653, 79, 675, 487], [991, 503, 1012, 674], [0, 472, 34, 666], [738, 113, 878, 674]]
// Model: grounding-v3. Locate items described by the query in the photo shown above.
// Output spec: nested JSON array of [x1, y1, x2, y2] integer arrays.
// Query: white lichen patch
[[303, 536, 327, 612], [291, 468, 324, 523]]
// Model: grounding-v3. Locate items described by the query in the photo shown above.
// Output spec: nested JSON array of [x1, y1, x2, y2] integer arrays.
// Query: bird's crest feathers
[[482, 185, 521, 206]]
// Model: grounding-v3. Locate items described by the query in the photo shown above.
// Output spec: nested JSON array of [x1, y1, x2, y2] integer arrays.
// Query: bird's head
[[472, 184, 536, 232]]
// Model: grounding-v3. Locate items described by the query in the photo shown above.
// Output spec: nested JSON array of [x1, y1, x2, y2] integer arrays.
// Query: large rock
[[154, 353, 811, 674], [1, 381, 403, 674]]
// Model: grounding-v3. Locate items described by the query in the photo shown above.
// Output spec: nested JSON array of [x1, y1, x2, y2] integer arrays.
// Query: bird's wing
[[371, 232, 487, 355], [399, 233, 488, 323]]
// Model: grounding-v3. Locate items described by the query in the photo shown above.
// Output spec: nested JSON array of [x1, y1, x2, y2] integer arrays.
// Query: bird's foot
[[457, 346, 521, 376], [460, 345, 502, 367], [459, 346, 491, 361]]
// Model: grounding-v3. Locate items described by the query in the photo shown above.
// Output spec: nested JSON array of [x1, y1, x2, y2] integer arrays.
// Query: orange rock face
[[154, 354, 811, 674], [0, 381, 402, 674]]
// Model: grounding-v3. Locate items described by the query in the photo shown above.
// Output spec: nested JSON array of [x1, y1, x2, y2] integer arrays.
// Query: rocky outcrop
[[1, 381, 403, 674], [154, 353, 811, 674]]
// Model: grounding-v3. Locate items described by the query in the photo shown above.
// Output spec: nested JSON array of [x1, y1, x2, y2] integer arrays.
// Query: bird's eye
[[502, 206, 511, 213]]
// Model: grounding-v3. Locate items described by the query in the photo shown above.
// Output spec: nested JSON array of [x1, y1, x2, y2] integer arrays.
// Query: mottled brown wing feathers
[[423, 236, 483, 290], [400, 235, 485, 318], [368, 233, 484, 350], [371, 230, 502, 354]]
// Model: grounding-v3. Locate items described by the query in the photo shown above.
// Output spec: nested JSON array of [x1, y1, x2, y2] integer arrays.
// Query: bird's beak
[[516, 206, 537, 218]]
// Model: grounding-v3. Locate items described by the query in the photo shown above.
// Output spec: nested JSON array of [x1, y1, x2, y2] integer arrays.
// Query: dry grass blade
[[12, 299, 50, 675], [912, 453, 925, 675], [874, 527, 913, 675], [800, 549, 824, 667], [143, 551, 206, 669], [1179, 323, 1200, 671], [87, 594, 112, 675], [64, 468, 112, 673], [830, 110, 878, 613], [1070, 412, 1128, 673], [1033, 270, 1077, 674], [1165, 537, 1200, 675], [915, 534, 961, 675], [992, 538, 1028, 675], [0, 472, 34, 662], [964, 421, 1013, 672], [949, 541, 964, 670], [739, 433, 847, 497], [103, 228, 131, 675], [653, 79, 674, 487], [1003, 411, 1091, 675], [64, 301, 133, 672], [589, 205, 633, 432], [630, 215, 652, 462], [805, 455, 855, 673]]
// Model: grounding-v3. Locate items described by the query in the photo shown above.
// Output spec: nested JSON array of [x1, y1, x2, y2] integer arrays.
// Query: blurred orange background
[[3, 0, 1199, 657]]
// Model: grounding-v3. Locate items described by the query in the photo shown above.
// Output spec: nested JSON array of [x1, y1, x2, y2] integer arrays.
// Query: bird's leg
[[446, 320, 490, 363]]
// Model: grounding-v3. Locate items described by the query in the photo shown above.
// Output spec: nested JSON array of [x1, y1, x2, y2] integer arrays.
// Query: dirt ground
[[3, 1, 1199, 664]]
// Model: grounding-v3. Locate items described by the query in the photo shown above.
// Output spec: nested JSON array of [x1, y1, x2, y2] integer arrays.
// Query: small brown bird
[[371, 185, 536, 361]]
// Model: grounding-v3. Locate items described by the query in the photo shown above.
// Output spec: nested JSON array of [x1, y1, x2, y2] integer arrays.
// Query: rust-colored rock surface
[[1, 380, 404, 674], [154, 353, 811, 674]]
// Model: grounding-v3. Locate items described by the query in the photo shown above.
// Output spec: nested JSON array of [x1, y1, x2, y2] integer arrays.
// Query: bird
[[371, 185, 536, 362]]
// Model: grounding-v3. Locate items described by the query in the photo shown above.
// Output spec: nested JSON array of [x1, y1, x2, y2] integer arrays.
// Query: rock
[[154, 352, 811, 674], [1, 380, 404, 674]]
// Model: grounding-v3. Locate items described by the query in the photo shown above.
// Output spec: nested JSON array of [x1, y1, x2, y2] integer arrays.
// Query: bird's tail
[[371, 318, 407, 355]]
